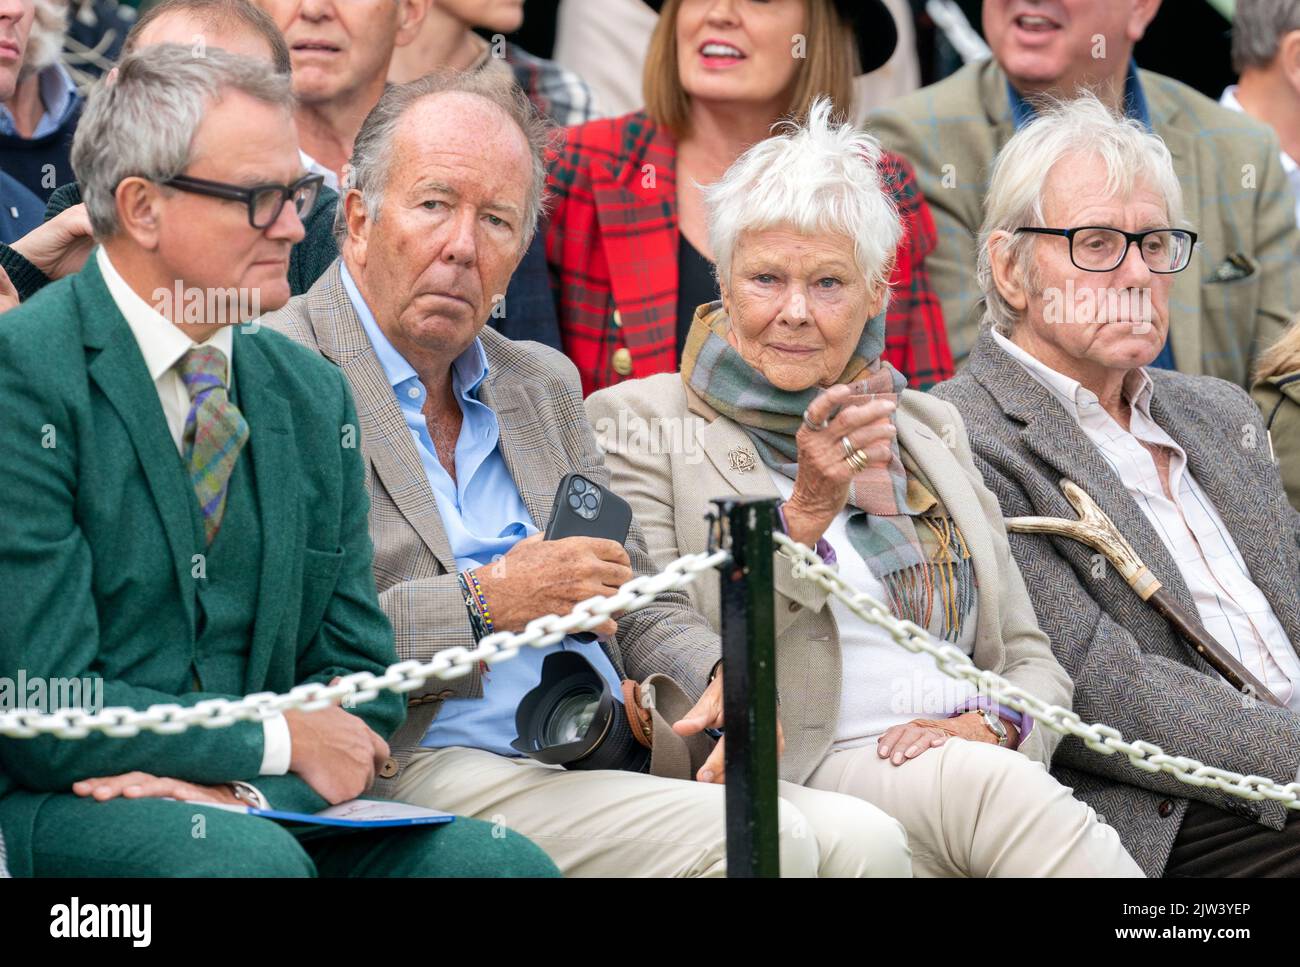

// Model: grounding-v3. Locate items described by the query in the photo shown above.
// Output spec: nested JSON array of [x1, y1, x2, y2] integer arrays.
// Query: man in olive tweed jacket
[[934, 331, 1300, 877]]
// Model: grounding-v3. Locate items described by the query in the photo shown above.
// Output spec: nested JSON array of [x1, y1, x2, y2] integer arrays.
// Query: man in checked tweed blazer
[[934, 96, 1300, 877], [261, 68, 913, 877], [870, 1, 1300, 385]]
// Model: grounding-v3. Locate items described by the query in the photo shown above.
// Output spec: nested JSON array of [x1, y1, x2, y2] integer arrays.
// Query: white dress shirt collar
[[96, 246, 234, 385], [299, 150, 339, 193], [990, 325, 1155, 424]]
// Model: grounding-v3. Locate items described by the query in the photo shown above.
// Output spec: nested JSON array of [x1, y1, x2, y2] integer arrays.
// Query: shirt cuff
[[949, 697, 1031, 750], [259, 713, 292, 775]]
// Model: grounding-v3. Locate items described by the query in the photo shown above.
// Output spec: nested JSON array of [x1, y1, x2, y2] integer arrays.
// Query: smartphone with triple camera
[[543, 473, 632, 546]]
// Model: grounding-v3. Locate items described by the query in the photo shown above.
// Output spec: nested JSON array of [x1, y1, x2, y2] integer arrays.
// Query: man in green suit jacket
[[0, 45, 556, 877], [870, 0, 1300, 387]]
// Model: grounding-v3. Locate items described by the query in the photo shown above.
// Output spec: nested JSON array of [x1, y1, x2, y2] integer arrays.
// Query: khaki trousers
[[390, 746, 912, 877], [808, 738, 1145, 877]]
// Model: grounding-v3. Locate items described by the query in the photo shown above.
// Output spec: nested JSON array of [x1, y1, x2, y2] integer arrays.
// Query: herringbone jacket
[[261, 262, 722, 793], [933, 331, 1300, 876]]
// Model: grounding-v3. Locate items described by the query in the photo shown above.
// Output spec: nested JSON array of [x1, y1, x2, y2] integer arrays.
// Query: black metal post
[[711, 497, 780, 878]]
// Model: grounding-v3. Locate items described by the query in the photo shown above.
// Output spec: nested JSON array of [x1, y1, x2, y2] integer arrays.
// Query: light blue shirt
[[341, 264, 624, 757], [0, 63, 78, 139]]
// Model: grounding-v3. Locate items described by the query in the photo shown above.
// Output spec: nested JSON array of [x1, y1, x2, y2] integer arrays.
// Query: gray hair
[[23, 0, 68, 76], [72, 44, 294, 238], [337, 64, 554, 251], [1232, 0, 1300, 72], [701, 96, 901, 299], [976, 93, 1186, 333]]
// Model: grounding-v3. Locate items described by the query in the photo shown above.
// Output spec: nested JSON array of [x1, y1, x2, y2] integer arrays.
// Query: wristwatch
[[227, 780, 270, 810], [975, 708, 1010, 747]]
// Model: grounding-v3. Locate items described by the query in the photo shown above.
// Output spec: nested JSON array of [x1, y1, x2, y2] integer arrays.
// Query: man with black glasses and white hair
[[935, 94, 1300, 877]]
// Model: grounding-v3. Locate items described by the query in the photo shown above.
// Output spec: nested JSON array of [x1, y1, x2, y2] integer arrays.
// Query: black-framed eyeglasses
[[1015, 226, 1198, 274], [162, 173, 325, 229]]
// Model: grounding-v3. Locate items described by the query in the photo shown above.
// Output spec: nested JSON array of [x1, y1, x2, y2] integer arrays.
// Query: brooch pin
[[727, 446, 757, 473]]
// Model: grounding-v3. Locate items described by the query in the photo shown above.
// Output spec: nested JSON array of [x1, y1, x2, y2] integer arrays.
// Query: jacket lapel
[[590, 116, 679, 359], [229, 330, 296, 691], [479, 373, 554, 531], [79, 257, 199, 639], [1151, 387, 1300, 653], [310, 265, 457, 571], [696, 413, 781, 501], [977, 56, 1018, 145], [966, 334, 1197, 620], [896, 410, 1006, 667]]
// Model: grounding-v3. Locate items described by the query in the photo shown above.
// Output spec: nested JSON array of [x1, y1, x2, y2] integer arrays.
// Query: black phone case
[[543, 473, 633, 545]]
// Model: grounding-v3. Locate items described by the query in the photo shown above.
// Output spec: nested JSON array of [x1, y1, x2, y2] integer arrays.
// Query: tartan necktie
[[178, 344, 249, 545]]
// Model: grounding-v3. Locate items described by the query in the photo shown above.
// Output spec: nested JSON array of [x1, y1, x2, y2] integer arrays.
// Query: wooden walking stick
[[1006, 478, 1284, 708]]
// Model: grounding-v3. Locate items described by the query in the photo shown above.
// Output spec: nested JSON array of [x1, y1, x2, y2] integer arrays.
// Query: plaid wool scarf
[[680, 302, 975, 641]]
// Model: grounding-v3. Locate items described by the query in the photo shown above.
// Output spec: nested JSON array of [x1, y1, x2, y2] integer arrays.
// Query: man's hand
[[11, 202, 95, 280], [672, 668, 785, 784], [472, 533, 632, 638], [285, 704, 390, 805], [72, 771, 241, 805]]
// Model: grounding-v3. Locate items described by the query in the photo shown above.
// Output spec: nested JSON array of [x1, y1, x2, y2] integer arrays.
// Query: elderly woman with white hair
[[586, 99, 1141, 877], [934, 94, 1300, 878]]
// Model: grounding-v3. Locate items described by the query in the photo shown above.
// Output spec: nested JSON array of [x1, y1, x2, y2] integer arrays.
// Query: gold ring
[[842, 437, 868, 472]]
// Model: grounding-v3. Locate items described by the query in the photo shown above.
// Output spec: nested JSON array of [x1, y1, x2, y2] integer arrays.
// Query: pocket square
[[1208, 253, 1257, 283]]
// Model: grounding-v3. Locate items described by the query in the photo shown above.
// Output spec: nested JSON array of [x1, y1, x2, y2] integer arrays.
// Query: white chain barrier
[[0, 549, 729, 741], [5, 528, 1299, 814], [772, 531, 1300, 811]]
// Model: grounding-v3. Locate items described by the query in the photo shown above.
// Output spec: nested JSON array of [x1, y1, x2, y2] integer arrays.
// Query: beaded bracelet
[[458, 571, 493, 642], [467, 570, 493, 632]]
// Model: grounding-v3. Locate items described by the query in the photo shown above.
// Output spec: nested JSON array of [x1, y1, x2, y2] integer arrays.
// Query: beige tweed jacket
[[261, 263, 722, 793], [586, 372, 1072, 784], [869, 58, 1300, 386]]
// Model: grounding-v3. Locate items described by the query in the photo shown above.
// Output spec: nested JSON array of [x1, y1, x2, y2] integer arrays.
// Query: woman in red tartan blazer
[[545, 0, 952, 397]]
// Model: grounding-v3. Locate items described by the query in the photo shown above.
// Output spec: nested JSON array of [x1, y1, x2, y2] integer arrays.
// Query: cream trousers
[[389, 745, 912, 877], [808, 737, 1145, 877]]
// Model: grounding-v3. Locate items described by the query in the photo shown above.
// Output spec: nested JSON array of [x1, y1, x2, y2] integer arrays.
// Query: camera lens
[[512, 651, 650, 773], [542, 688, 601, 746]]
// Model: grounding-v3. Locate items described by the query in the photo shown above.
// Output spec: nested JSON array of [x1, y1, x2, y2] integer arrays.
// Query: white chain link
[[773, 531, 1300, 811], [11, 521, 1300, 814], [0, 549, 729, 741]]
